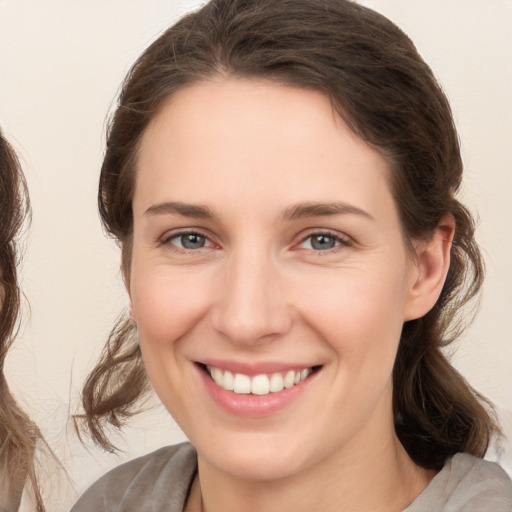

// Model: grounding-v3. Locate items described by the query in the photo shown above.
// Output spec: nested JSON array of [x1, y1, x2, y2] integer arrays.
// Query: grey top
[[70, 442, 512, 511], [403, 452, 512, 512]]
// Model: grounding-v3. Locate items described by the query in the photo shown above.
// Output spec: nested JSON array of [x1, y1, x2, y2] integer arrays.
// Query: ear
[[403, 213, 455, 321]]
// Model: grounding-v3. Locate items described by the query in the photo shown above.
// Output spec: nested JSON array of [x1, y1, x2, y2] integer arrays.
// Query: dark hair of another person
[[76, 0, 499, 470], [0, 131, 46, 511]]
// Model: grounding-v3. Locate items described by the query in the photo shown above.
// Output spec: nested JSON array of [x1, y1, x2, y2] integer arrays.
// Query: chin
[[195, 430, 310, 481]]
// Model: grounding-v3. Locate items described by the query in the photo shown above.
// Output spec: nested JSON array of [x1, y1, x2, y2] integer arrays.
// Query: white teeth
[[251, 375, 270, 395], [207, 365, 314, 395], [269, 373, 284, 392], [223, 370, 234, 391], [212, 367, 223, 386], [233, 373, 251, 394], [284, 370, 295, 389]]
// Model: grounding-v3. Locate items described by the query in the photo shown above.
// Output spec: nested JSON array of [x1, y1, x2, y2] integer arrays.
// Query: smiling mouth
[[202, 364, 322, 396]]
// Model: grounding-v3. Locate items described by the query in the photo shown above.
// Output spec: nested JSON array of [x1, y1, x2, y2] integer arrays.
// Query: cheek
[[293, 264, 408, 371], [297, 264, 407, 329], [129, 269, 213, 418], [130, 268, 211, 347]]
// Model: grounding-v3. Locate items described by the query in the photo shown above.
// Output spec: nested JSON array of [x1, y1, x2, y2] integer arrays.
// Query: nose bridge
[[212, 241, 291, 344]]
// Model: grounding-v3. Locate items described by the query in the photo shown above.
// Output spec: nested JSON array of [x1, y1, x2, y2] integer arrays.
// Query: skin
[[129, 78, 453, 512]]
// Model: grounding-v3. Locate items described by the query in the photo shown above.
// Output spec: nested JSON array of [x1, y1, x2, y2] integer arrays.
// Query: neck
[[186, 420, 435, 512]]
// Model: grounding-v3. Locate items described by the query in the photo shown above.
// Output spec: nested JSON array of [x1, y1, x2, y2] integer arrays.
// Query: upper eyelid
[[159, 228, 217, 250], [158, 227, 353, 249], [161, 227, 212, 241], [296, 228, 353, 244], [160, 230, 218, 255]]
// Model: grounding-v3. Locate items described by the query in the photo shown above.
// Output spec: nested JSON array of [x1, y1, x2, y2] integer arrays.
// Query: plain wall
[[0, 1, 510, 509]]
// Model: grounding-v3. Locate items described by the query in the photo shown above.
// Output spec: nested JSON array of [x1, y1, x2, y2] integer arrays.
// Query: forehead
[[133, 78, 396, 222]]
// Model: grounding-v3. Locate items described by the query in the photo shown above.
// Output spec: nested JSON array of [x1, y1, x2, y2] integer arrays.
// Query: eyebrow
[[144, 200, 374, 222], [280, 201, 374, 221], [144, 201, 215, 219]]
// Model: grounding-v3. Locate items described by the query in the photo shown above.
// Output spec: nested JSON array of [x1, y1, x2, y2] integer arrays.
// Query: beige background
[[0, 1, 510, 509]]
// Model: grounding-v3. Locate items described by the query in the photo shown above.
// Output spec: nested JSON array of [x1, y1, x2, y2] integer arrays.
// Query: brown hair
[[0, 130, 46, 511], [77, 0, 498, 469]]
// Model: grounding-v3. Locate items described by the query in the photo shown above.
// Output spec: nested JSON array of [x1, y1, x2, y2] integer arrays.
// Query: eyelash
[[295, 230, 353, 254], [160, 229, 214, 253], [160, 229, 353, 254]]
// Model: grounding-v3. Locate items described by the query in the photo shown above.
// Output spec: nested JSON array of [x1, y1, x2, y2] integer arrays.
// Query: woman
[[0, 130, 46, 511], [72, 0, 512, 510]]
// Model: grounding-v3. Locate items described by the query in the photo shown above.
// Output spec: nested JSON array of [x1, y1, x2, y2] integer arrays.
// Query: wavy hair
[[76, 0, 498, 469], [0, 130, 47, 510]]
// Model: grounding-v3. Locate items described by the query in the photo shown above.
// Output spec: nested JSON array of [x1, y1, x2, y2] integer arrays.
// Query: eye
[[297, 232, 351, 252], [306, 234, 338, 250], [166, 232, 212, 250]]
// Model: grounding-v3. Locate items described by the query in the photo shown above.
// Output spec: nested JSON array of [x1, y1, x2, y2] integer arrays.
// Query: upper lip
[[196, 358, 321, 376]]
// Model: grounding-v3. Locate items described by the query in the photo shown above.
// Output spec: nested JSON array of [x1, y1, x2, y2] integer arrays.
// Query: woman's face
[[129, 78, 421, 480]]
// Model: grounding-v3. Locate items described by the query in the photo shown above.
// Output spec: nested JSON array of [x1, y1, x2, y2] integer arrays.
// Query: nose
[[211, 247, 292, 346]]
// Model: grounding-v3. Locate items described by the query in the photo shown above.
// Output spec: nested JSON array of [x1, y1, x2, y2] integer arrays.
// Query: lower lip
[[197, 366, 316, 418]]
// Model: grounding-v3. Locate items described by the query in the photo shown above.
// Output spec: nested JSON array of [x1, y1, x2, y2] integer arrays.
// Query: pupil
[[181, 234, 205, 249], [311, 235, 335, 250]]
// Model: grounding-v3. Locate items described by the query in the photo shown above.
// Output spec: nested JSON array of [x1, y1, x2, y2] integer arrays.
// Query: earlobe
[[403, 213, 455, 321]]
